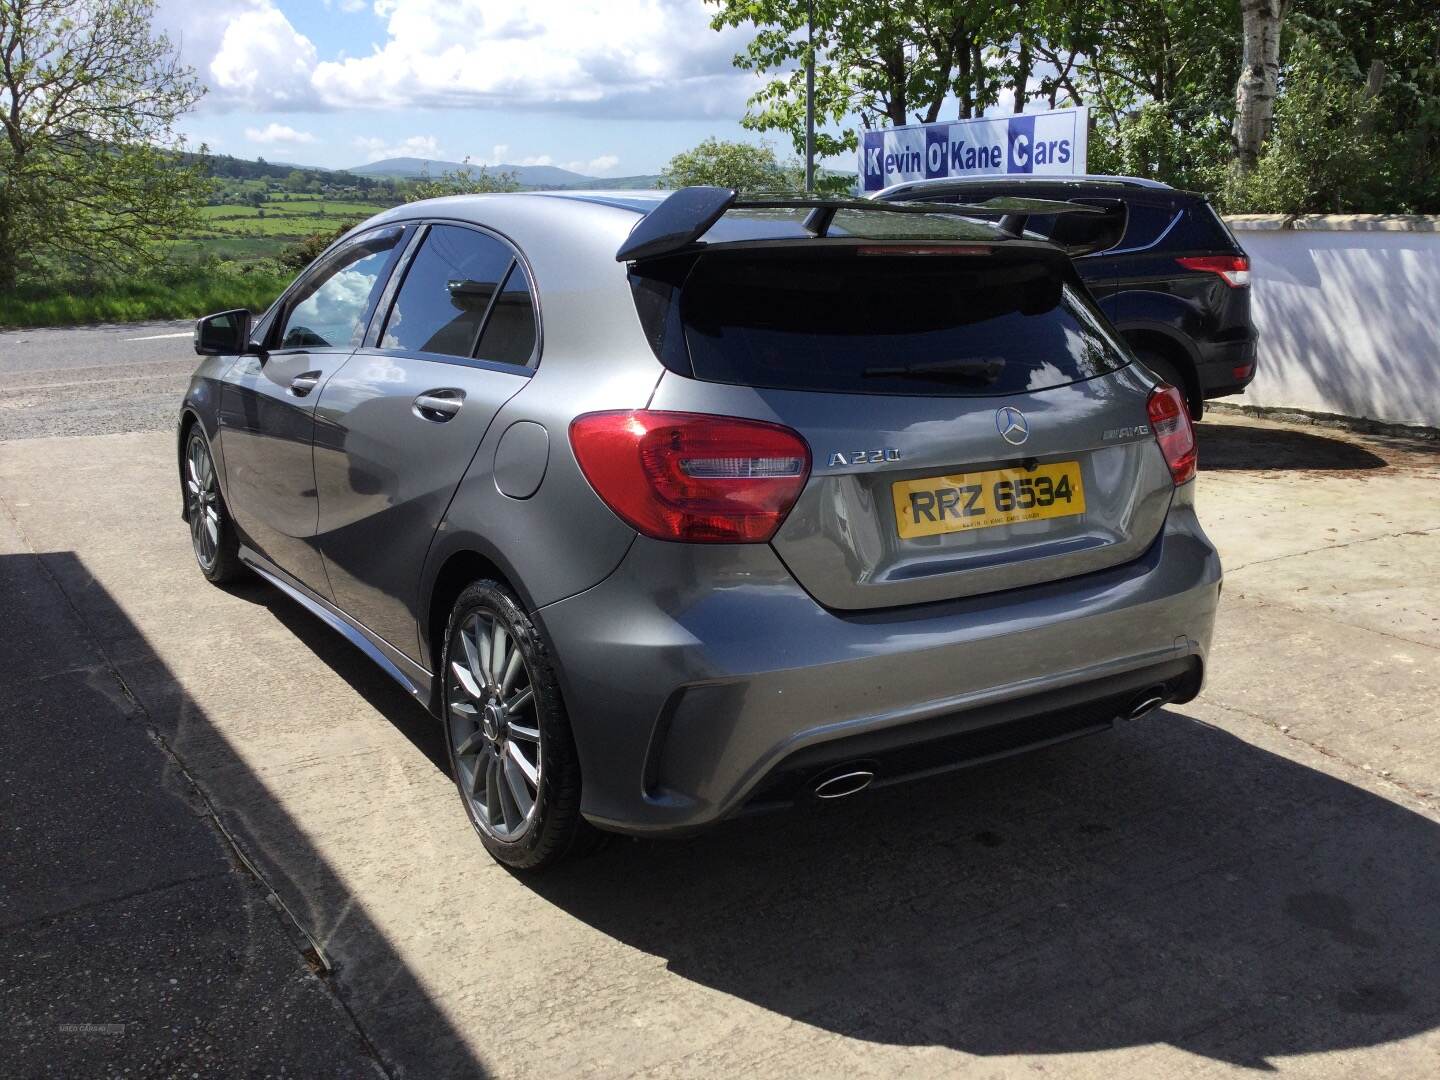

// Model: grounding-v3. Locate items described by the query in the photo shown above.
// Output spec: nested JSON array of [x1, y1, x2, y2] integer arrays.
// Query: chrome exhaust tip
[[812, 768, 875, 800], [1125, 687, 1169, 720]]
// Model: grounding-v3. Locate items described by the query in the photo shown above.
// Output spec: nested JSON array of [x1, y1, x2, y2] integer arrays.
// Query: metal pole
[[804, 0, 815, 192]]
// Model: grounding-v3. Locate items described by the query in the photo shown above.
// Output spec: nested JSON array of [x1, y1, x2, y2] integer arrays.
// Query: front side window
[[380, 225, 517, 359], [278, 232, 400, 349]]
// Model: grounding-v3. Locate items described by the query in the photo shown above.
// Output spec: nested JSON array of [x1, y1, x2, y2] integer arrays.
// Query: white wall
[[1223, 216, 1440, 428]]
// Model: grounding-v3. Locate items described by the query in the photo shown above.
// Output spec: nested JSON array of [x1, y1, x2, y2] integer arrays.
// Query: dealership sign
[[859, 106, 1089, 193]]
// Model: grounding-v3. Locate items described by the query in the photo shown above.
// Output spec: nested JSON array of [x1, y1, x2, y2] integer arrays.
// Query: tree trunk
[[881, 44, 908, 126], [956, 43, 973, 118], [1233, 0, 1284, 173], [972, 42, 986, 115], [1014, 38, 1032, 113], [1357, 59, 1385, 134], [0, 197, 16, 292]]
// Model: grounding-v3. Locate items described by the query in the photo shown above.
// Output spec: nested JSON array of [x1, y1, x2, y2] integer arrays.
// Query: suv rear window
[[679, 251, 1130, 397]]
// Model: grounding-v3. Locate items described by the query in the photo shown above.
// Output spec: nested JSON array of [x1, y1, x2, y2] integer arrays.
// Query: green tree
[[1288, 0, 1440, 211], [404, 161, 519, 202], [709, 0, 1010, 160], [0, 0, 209, 289], [658, 137, 803, 191], [1218, 28, 1385, 212]]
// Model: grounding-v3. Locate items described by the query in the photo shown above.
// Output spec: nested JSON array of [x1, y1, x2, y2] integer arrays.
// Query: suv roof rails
[[615, 186, 1103, 263]]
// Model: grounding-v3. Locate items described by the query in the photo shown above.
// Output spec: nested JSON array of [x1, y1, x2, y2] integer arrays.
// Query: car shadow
[[531, 715, 1440, 1069], [17, 552, 480, 1077], [36, 548, 1440, 1072], [1198, 421, 1389, 471]]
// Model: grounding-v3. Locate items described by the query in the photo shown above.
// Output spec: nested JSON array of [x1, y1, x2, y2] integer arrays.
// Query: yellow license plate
[[892, 461, 1086, 539]]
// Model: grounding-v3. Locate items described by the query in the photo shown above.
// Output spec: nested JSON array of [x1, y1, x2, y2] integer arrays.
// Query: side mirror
[[194, 309, 258, 356]]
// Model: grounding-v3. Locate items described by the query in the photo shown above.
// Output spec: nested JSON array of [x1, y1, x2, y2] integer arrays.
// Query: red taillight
[[1176, 254, 1250, 287], [569, 411, 811, 543], [1147, 385, 1197, 485]]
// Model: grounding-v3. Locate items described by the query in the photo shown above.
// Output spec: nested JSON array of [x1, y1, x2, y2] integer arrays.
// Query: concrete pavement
[[0, 330, 1438, 1077], [0, 498, 385, 1076]]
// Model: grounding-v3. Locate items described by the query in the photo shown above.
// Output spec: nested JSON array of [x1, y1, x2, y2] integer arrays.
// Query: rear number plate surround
[[892, 461, 1086, 539]]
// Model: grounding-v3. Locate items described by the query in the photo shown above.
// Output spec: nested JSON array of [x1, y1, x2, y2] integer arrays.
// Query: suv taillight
[[1147, 385, 1197, 485], [570, 411, 811, 542], [1176, 254, 1250, 287]]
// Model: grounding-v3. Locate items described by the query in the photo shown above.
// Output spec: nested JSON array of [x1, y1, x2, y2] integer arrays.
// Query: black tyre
[[183, 428, 246, 584], [441, 580, 591, 871], [1135, 350, 1199, 419]]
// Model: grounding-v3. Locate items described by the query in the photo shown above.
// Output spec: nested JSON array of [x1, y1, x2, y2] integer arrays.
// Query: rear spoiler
[[615, 186, 1103, 263]]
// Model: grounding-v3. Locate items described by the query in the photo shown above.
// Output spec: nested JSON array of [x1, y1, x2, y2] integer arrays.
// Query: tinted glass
[[1119, 203, 1176, 249], [381, 225, 514, 357], [1170, 201, 1241, 252], [681, 252, 1129, 397], [474, 263, 537, 366], [279, 234, 399, 349]]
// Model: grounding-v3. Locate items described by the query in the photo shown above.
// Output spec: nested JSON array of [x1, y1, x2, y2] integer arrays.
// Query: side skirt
[[239, 546, 437, 714]]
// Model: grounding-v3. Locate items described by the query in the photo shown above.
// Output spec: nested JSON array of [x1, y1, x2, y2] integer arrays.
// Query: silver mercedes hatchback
[[180, 187, 1221, 870]]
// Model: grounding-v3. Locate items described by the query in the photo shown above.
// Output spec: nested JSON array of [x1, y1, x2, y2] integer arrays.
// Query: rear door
[[312, 222, 537, 659], [645, 244, 1174, 611], [219, 227, 405, 595]]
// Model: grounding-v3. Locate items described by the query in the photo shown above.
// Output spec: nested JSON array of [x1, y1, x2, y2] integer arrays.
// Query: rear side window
[[475, 265, 536, 366], [1170, 200, 1241, 252], [1119, 204, 1176, 250], [679, 252, 1130, 397], [380, 224, 536, 363]]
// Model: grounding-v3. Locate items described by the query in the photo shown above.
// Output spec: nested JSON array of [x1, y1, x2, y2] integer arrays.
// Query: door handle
[[413, 389, 464, 422], [288, 371, 322, 397]]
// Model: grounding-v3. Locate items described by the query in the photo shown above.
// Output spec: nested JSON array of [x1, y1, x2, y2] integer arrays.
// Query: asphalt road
[[0, 319, 197, 440], [3, 323, 1439, 1079]]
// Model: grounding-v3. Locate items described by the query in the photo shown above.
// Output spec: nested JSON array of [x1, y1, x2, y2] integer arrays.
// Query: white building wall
[[1223, 216, 1440, 428]]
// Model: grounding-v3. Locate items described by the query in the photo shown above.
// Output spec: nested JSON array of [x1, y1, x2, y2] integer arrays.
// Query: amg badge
[[1102, 424, 1151, 441]]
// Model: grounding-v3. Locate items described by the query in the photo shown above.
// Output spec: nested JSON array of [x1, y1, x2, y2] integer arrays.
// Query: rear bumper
[[1196, 333, 1258, 399], [535, 493, 1222, 835]]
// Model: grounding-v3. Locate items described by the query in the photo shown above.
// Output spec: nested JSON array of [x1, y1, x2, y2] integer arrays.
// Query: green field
[[0, 265, 291, 328], [180, 193, 393, 258]]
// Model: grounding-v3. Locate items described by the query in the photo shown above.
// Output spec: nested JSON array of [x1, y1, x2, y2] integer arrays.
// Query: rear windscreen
[[680, 252, 1131, 397]]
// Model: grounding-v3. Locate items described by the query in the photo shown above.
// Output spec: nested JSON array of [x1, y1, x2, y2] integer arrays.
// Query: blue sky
[[156, 0, 789, 177]]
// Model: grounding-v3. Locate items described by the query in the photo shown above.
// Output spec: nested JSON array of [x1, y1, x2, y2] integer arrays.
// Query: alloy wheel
[[447, 611, 542, 841], [185, 435, 222, 572]]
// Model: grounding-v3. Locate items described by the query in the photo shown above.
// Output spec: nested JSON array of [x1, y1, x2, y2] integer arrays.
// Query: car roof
[[362, 189, 1013, 250]]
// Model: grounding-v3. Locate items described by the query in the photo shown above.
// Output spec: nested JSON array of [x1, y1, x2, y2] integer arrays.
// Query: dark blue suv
[[874, 176, 1257, 417]]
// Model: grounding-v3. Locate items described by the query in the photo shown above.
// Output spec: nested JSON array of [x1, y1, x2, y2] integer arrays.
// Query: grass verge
[[0, 266, 292, 329]]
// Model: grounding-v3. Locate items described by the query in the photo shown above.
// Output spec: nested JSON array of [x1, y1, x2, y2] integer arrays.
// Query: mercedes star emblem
[[996, 406, 1029, 446]]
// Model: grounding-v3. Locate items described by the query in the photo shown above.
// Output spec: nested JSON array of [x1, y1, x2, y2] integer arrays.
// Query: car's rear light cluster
[[1176, 254, 1250, 288], [569, 411, 811, 543], [1147, 385, 1198, 485]]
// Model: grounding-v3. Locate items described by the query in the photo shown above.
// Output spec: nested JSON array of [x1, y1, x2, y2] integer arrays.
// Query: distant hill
[[348, 157, 661, 190], [349, 157, 585, 186]]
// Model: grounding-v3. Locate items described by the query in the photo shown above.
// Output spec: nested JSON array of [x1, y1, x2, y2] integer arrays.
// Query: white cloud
[[352, 133, 445, 162], [245, 122, 316, 144], [563, 154, 621, 175], [161, 0, 757, 119], [313, 0, 755, 118], [207, 4, 319, 109]]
